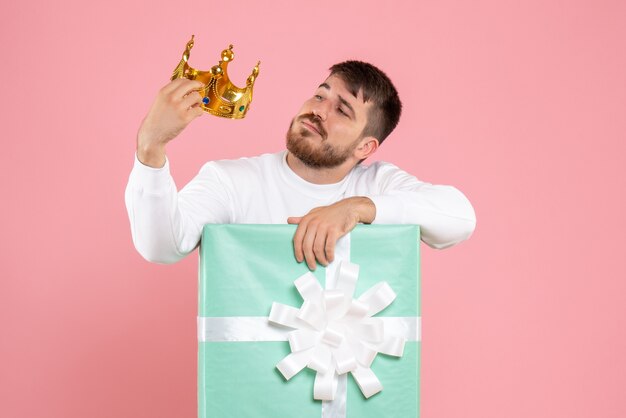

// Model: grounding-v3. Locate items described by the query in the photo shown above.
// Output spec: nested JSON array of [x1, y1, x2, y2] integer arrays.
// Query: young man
[[125, 61, 476, 269]]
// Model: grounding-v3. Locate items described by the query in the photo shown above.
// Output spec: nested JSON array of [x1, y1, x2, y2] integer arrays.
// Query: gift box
[[198, 224, 421, 418]]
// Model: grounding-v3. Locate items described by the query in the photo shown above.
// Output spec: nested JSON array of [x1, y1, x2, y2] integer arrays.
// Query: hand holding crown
[[135, 37, 261, 168], [136, 78, 205, 168]]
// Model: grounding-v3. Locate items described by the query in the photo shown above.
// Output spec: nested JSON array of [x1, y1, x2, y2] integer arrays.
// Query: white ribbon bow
[[268, 261, 406, 401]]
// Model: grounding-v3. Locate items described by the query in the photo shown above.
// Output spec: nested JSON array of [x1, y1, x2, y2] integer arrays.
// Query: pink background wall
[[1, 0, 625, 417]]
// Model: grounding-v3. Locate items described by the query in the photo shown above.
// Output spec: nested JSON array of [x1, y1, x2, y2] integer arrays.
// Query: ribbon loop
[[277, 348, 315, 380], [321, 326, 344, 348], [308, 345, 332, 373], [269, 302, 305, 329], [288, 329, 318, 352], [343, 300, 369, 320], [351, 365, 383, 399], [375, 335, 406, 357], [332, 342, 358, 374], [350, 340, 378, 368], [323, 290, 347, 320], [295, 272, 324, 301], [314, 367, 338, 401], [334, 262, 359, 300], [358, 282, 397, 316], [297, 300, 326, 330]]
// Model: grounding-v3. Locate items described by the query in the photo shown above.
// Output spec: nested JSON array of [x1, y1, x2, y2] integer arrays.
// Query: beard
[[285, 115, 357, 169]]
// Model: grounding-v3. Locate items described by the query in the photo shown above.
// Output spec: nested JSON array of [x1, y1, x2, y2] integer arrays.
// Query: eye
[[314, 94, 323, 100], [337, 107, 349, 117]]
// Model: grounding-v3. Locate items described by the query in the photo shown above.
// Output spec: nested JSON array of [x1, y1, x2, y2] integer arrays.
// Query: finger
[[292, 220, 308, 263], [302, 224, 318, 271], [313, 228, 329, 266], [173, 79, 205, 99], [325, 229, 338, 264], [188, 103, 205, 119], [160, 77, 197, 95], [287, 217, 302, 224], [182, 90, 203, 109]]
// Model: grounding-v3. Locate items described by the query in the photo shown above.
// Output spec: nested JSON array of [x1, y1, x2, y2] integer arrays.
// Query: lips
[[300, 117, 325, 138], [301, 120, 320, 135]]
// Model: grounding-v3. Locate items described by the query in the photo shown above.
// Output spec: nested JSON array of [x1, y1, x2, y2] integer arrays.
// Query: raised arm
[[125, 78, 229, 264]]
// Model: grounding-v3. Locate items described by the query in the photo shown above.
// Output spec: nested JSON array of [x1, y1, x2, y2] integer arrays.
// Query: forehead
[[318, 75, 372, 118]]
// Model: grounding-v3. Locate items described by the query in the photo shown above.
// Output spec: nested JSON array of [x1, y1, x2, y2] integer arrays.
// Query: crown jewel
[[171, 35, 260, 119]]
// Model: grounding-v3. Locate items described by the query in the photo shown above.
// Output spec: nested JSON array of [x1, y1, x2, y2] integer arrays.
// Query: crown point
[[222, 46, 235, 62]]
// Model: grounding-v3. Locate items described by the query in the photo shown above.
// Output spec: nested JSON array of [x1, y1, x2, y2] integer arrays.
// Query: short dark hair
[[329, 61, 402, 145]]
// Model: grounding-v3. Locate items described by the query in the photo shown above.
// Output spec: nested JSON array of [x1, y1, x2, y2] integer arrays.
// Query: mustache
[[297, 114, 327, 138]]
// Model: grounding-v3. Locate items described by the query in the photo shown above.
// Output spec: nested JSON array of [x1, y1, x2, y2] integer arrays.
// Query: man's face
[[286, 75, 373, 169]]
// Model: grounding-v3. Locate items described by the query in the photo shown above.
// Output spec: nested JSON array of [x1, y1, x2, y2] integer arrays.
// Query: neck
[[286, 152, 356, 185]]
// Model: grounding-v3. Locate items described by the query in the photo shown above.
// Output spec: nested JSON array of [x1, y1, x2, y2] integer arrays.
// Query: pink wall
[[1, 0, 625, 417]]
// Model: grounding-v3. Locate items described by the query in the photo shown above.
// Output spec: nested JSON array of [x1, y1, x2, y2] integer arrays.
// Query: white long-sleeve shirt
[[125, 151, 476, 264]]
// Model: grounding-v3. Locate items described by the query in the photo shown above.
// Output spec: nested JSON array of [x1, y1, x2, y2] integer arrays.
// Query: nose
[[311, 100, 329, 121]]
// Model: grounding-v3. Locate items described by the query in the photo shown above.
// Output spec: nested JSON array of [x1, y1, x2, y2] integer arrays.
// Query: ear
[[353, 136, 379, 160]]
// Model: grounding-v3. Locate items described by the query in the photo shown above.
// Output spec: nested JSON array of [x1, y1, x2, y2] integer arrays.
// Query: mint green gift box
[[198, 224, 421, 418]]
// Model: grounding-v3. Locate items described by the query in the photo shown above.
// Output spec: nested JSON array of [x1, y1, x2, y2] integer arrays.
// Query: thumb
[[287, 217, 302, 224]]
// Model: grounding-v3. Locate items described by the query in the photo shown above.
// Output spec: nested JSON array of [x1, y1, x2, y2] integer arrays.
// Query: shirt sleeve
[[124, 154, 233, 264], [364, 163, 477, 249]]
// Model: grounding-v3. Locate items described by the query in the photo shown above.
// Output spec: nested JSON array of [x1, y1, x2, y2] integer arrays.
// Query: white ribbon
[[268, 260, 409, 401], [198, 316, 420, 343]]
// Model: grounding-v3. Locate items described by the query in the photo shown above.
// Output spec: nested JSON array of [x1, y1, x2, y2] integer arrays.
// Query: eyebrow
[[318, 83, 355, 117]]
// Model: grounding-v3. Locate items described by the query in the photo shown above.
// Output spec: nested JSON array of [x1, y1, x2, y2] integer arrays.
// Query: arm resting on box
[[365, 163, 476, 249]]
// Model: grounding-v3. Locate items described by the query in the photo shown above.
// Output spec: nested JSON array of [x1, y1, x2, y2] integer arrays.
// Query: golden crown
[[171, 35, 260, 119]]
